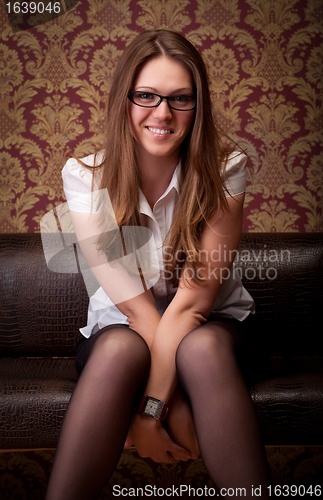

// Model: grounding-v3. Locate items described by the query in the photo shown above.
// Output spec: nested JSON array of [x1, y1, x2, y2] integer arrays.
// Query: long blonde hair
[[84, 30, 233, 285]]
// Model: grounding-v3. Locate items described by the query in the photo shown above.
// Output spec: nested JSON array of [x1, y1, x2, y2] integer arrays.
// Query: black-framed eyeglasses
[[128, 91, 196, 111]]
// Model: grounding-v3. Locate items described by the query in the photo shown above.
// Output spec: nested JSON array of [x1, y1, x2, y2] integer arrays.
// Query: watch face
[[146, 400, 158, 415], [142, 397, 165, 419]]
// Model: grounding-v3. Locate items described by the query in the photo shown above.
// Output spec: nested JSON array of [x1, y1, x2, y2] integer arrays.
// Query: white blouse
[[62, 151, 255, 337]]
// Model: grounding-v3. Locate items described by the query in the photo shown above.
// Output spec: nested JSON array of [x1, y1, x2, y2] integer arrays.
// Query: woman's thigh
[[176, 315, 258, 387], [75, 323, 149, 377]]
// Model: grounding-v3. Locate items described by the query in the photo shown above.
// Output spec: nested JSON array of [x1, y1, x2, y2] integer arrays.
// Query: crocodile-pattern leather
[[250, 357, 323, 445], [0, 358, 78, 449], [0, 233, 88, 356], [0, 233, 322, 449], [237, 233, 323, 356]]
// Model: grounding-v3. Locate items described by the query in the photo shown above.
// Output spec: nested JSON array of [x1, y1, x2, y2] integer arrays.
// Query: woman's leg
[[175, 319, 271, 499], [45, 325, 150, 500]]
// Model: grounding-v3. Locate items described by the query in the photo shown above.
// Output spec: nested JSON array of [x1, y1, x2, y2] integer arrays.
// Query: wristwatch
[[138, 395, 168, 421]]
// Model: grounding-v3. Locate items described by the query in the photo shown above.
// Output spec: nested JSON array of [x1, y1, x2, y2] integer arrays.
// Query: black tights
[[45, 320, 271, 500], [176, 320, 271, 497]]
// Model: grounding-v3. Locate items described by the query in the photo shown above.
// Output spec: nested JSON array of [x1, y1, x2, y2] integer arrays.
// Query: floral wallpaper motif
[[0, 0, 322, 233]]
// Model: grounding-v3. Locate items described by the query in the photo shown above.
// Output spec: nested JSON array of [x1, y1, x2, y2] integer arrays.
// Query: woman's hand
[[127, 411, 192, 463], [164, 386, 200, 461]]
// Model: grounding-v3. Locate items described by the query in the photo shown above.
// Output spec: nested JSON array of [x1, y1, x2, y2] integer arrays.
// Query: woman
[[45, 30, 271, 499]]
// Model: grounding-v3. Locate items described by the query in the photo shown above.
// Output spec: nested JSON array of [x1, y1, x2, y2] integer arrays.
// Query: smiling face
[[128, 56, 196, 167]]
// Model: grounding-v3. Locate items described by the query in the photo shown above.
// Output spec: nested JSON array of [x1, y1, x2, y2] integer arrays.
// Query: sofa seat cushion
[[1, 356, 322, 450], [0, 358, 77, 450], [250, 357, 323, 445]]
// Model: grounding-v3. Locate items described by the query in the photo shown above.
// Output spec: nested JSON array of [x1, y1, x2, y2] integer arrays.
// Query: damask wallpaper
[[0, 0, 322, 233]]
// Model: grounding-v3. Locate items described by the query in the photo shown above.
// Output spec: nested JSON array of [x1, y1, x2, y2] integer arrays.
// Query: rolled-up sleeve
[[62, 154, 102, 212], [222, 152, 247, 198]]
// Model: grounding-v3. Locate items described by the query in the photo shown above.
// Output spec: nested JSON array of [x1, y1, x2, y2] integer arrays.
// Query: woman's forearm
[[142, 304, 207, 403], [125, 293, 161, 349], [127, 304, 204, 458], [141, 194, 245, 404]]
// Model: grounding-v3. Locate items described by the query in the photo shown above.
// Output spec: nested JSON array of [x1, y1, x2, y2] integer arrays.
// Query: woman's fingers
[[167, 441, 191, 460], [130, 413, 191, 463]]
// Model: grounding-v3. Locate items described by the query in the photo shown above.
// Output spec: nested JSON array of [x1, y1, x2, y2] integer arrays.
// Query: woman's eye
[[138, 93, 155, 99], [172, 95, 189, 102]]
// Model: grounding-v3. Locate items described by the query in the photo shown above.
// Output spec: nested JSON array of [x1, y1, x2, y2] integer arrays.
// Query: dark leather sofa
[[0, 232, 322, 455]]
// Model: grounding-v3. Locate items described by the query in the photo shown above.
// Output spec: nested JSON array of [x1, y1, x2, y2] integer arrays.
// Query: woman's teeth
[[148, 127, 172, 135]]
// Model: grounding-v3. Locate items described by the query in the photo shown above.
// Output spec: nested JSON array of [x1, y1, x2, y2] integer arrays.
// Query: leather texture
[[0, 232, 322, 448], [0, 233, 88, 357], [0, 358, 77, 449]]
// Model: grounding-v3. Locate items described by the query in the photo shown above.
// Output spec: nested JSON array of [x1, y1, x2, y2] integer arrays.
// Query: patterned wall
[[1, 0, 322, 233]]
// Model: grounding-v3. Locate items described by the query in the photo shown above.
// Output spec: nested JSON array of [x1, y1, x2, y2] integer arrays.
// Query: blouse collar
[[139, 161, 181, 217]]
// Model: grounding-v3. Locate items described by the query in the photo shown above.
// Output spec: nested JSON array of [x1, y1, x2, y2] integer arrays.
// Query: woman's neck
[[137, 150, 180, 210]]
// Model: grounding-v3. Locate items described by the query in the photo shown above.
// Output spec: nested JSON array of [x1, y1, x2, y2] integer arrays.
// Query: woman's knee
[[176, 322, 237, 365], [87, 325, 151, 373], [175, 320, 257, 391]]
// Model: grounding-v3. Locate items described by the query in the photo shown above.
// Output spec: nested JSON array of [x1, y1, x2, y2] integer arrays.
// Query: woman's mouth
[[146, 127, 173, 135]]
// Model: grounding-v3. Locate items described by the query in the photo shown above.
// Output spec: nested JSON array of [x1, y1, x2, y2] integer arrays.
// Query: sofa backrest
[[0, 233, 322, 357], [237, 233, 323, 356], [0, 233, 88, 357]]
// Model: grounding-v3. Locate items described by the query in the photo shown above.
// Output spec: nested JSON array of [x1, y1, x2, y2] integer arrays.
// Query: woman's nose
[[152, 99, 173, 120]]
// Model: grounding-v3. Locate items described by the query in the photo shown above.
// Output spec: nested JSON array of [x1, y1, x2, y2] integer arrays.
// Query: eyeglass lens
[[131, 92, 196, 110]]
